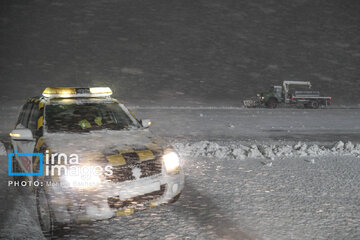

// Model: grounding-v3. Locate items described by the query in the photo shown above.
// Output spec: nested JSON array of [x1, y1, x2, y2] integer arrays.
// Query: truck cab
[[259, 85, 283, 108]]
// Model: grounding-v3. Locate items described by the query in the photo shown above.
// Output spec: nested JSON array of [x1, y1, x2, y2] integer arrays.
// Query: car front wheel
[[36, 186, 55, 238]]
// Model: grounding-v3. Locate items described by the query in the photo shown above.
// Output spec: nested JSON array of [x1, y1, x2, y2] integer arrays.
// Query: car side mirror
[[10, 128, 34, 141], [141, 119, 151, 128]]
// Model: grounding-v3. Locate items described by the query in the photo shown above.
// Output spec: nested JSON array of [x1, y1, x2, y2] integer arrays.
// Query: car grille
[[108, 184, 166, 209], [105, 159, 162, 183]]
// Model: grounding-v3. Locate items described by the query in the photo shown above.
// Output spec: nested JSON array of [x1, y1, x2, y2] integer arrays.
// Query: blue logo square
[[8, 150, 43, 176]]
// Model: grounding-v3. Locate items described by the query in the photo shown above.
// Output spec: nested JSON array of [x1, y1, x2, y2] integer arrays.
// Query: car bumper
[[47, 172, 184, 223]]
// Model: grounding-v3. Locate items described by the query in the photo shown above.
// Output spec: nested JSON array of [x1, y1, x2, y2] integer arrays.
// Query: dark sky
[[1, 0, 359, 106]]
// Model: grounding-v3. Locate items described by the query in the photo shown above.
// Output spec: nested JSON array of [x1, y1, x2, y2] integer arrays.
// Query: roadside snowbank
[[0, 142, 6, 156], [173, 141, 360, 160]]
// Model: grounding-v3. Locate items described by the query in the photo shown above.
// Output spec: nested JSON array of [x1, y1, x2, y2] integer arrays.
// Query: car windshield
[[45, 102, 139, 133]]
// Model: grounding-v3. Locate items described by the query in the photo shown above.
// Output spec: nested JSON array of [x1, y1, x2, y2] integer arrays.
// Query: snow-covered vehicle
[[243, 81, 332, 108], [9, 87, 184, 237]]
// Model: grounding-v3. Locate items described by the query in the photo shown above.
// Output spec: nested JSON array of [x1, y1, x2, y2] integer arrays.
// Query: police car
[[9, 87, 184, 236]]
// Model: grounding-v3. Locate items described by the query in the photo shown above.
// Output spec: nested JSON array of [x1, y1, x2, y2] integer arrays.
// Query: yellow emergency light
[[42, 87, 112, 98], [42, 88, 76, 98]]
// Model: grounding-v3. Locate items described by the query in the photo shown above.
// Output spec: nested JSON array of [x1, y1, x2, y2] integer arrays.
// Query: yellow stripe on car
[[106, 154, 126, 166], [116, 208, 134, 217], [38, 101, 44, 109], [136, 150, 155, 162], [37, 116, 43, 129], [35, 137, 44, 151]]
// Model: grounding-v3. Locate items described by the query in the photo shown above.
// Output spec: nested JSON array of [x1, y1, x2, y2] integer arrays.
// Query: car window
[[16, 104, 26, 127], [20, 102, 34, 128], [45, 102, 140, 133], [28, 103, 40, 133]]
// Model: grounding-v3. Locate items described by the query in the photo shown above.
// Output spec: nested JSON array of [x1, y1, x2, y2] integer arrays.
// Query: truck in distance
[[243, 81, 332, 109]]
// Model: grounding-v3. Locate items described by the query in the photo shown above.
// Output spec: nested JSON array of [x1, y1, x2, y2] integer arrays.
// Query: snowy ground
[[0, 149, 359, 239], [0, 107, 359, 239]]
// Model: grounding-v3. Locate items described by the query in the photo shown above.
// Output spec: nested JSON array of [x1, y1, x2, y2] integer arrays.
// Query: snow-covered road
[[0, 108, 359, 239], [1, 153, 359, 240], [132, 107, 360, 142]]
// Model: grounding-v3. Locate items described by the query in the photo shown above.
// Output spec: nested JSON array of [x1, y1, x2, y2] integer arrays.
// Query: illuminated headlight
[[65, 171, 101, 188], [163, 152, 180, 174]]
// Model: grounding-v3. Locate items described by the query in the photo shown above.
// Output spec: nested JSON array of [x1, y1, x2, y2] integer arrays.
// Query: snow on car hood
[[43, 129, 168, 161]]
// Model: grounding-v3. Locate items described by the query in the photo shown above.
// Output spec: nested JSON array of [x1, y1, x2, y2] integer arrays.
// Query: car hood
[[42, 129, 169, 164]]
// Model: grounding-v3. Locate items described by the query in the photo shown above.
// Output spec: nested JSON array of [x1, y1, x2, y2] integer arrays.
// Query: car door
[[12, 101, 38, 177]]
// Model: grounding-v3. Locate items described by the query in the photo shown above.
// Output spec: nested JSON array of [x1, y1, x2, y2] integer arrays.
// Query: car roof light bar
[[42, 87, 112, 98]]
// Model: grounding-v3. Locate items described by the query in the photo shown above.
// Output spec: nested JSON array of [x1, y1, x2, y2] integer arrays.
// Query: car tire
[[36, 186, 55, 238], [266, 98, 277, 108]]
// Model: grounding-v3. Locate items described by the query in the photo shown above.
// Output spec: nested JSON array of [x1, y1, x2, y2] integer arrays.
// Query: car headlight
[[163, 152, 180, 174]]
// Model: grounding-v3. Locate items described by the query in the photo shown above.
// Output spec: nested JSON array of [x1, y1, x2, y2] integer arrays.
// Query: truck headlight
[[163, 152, 180, 174]]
